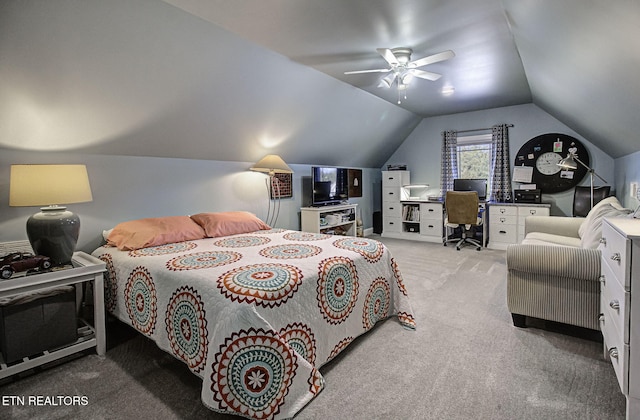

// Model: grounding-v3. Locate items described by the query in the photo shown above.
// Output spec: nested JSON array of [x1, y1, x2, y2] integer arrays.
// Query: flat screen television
[[453, 178, 488, 201], [311, 166, 349, 206]]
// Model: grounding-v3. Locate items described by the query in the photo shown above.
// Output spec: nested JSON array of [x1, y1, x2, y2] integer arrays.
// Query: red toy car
[[0, 252, 52, 279]]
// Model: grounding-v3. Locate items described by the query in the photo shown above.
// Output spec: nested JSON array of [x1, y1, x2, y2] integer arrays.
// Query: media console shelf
[[301, 204, 358, 236]]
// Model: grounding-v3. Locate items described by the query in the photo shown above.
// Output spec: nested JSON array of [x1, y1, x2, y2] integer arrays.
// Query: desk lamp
[[557, 152, 607, 210], [9, 164, 93, 265]]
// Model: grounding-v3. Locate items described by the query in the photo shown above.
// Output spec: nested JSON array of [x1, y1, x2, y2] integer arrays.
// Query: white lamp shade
[[250, 155, 293, 174], [9, 164, 93, 207]]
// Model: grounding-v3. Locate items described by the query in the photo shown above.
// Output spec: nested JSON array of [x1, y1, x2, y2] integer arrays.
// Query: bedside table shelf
[[0, 251, 106, 379]]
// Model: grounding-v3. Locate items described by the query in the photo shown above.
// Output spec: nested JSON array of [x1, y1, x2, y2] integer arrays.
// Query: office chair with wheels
[[573, 186, 611, 217], [443, 191, 483, 251]]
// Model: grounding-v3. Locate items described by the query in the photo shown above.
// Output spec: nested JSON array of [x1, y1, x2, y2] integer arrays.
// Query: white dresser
[[381, 170, 410, 236], [487, 203, 550, 250], [600, 217, 640, 419]]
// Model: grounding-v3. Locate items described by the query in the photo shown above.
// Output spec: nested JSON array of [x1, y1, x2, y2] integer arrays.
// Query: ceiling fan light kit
[[345, 47, 455, 103]]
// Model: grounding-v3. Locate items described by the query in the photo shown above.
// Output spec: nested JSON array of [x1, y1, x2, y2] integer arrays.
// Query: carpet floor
[[0, 237, 627, 419]]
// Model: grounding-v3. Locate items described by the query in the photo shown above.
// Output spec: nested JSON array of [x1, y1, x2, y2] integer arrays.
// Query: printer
[[513, 189, 542, 204]]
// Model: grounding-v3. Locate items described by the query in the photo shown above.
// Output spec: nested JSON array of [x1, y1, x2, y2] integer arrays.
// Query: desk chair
[[573, 186, 611, 217], [443, 191, 483, 251]]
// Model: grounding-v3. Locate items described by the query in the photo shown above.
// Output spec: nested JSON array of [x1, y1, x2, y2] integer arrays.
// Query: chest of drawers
[[600, 217, 640, 419], [487, 203, 550, 250]]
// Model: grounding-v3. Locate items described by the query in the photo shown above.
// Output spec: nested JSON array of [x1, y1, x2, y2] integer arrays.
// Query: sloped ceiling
[[1, 0, 639, 169], [503, 0, 640, 158], [0, 0, 421, 168], [164, 0, 640, 159]]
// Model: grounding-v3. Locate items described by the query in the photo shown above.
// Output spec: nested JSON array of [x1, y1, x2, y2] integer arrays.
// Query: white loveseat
[[506, 196, 632, 330]]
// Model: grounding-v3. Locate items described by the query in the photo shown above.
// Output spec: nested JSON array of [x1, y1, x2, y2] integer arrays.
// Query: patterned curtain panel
[[440, 130, 458, 197], [489, 124, 512, 202]]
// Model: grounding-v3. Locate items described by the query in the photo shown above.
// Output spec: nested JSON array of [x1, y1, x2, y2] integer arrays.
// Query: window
[[456, 134, 492, 179]]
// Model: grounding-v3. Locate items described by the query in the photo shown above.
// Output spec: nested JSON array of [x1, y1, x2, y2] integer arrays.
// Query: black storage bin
[[0, 286, 77, 363]]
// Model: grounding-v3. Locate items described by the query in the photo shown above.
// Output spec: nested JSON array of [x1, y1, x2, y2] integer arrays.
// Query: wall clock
[[514, 133, 589, 194]]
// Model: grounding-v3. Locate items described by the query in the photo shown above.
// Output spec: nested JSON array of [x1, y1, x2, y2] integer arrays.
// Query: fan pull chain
[[397, 81, 407, 104]]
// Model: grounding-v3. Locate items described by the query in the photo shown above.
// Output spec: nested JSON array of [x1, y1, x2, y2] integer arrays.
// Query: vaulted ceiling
[[1, 0, 639, 169], [165, 0, 640, 159]]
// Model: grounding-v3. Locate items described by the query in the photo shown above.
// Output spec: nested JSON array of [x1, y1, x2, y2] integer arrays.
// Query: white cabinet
[[600, 217, 640, 419], [381, 170, 443, 243], [382, 171, 410, 236], [301, 204, 358, 236], [419, 202, 445, 240], [516, 205, 550, 242], [487, 203, 550, 250]]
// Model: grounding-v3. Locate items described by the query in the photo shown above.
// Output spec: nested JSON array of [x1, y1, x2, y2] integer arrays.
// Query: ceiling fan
[[344, 47, 455, 103]]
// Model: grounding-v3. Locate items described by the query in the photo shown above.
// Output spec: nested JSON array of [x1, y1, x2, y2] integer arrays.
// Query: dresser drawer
[[601, 315, 630, 394], [491, 214, 517, 226], [489, 224, 517, 243], [383, 187, 401, 202], [601, 261, 630, 344], [489, 205, 517, 217], [383, 203, 402, 218], [420, 221, 442, 237], [420, 203, 442, 221], [517, 206, 550, 219], [382, 171, 409, 187], [383, 217, 402, 233], [601, 222, 631, 290]]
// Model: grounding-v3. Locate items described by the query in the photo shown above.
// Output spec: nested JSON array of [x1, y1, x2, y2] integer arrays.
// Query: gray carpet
[[0, 237, 626, 420]]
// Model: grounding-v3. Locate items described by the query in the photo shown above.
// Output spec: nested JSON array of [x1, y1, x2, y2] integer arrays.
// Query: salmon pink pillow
[[190, 211, 270, 237], [107, 216, 206, 250]]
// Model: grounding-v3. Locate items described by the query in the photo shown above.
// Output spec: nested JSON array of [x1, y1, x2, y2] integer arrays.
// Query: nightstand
[[0, 251, 106, 379]]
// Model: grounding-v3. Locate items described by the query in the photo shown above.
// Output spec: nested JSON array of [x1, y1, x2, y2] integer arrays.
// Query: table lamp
[[250, 155, 293, 227], [9, 164, 93, 265]]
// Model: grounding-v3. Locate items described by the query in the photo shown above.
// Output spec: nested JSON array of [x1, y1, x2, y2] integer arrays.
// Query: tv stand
[[301, 204, 357, 236]]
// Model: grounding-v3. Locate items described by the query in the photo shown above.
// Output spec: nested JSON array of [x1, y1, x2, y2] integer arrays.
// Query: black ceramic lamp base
[[26, 206, 80, 265]]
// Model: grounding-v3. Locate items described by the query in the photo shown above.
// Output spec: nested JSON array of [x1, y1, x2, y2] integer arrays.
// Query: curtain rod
[[443, 124, 514, 135]]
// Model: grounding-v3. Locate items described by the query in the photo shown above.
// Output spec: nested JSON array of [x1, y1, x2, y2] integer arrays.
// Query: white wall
[[0, 149, 380, 254], [615, 150, 640, 211], [383, 103, 616, 216]]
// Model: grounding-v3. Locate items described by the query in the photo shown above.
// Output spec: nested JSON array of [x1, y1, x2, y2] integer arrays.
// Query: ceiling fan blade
[[344, 68, 391, 75], [376, 48, 399, 66], [409, 50, 455, 68], [408, 68, 442, 81]]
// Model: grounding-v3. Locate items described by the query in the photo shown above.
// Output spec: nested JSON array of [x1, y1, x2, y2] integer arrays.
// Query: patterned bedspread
[[92, 229, 415, 419]]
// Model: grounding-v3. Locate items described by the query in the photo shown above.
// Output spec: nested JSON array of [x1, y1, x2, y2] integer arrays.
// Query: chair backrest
[[573, 186, 611, 217], [445, 191, 480, 225]]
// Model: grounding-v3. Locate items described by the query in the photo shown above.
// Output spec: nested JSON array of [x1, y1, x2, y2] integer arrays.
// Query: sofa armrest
[[524, 216, 584, 238], [506, 244, 601, 282]]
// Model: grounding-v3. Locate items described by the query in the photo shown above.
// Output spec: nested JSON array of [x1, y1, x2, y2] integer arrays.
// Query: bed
[[92, 212, 415, 419]]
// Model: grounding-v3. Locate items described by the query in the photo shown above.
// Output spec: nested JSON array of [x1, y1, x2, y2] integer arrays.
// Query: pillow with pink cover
[[107, 216, 206, 250], [190, 211, 270, 237]]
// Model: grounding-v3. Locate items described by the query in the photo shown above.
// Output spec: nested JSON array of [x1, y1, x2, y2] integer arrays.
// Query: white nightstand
[[0, 251, 106, 379]]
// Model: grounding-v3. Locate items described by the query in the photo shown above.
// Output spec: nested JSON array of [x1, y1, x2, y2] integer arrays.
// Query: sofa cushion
[[521, 232, 582, 247], [579, 203, 632, 249]]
